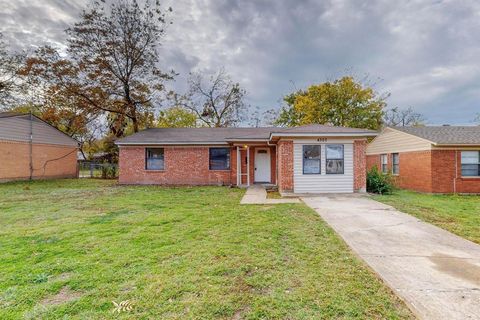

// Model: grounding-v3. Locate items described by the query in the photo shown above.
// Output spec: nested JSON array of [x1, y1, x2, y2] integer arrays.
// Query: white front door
[[254, 148, 271, 183]]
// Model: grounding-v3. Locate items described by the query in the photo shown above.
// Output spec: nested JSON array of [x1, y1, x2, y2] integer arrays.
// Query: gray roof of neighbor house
[[0, 112, 78, 147], [115, 124, 377, 145], [391, 126, 480, 145]]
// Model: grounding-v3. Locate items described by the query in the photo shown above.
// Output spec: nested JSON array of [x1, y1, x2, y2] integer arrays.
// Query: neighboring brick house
[[367, 126, 480, 193], [115, 124, 376, 193], [0, 112, 78, 182]]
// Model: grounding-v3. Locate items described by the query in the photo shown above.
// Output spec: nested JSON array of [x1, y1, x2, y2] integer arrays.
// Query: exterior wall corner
[[353, 140, 367, 192], [277, 140, 294, 192]]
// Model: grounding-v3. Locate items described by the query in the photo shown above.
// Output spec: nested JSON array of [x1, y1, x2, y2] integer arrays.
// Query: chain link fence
[[78, 161, 118, 179]]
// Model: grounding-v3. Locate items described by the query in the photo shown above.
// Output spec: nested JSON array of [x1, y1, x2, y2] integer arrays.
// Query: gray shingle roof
[[270, 124, 377, 134], [115, 124, 377, 145], [0, 112, 23, 118], [392, 126, 480, 145]]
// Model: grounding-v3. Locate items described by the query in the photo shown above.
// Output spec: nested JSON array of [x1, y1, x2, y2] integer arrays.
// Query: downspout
[[454, 150, 457, 194], [29, 111, 33, 180]]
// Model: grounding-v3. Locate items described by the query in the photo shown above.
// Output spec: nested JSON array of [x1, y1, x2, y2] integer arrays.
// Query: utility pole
[[29, 111, 33, 180]]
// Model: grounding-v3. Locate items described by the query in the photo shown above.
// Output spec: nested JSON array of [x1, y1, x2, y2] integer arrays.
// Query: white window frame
[[392, 153, 399, 175], [325, 144, 344, 175], [302, 145, 321, 174], [145, 148, 165, 171], [461, 151, 480, 177], [380, 154, 388, 173]]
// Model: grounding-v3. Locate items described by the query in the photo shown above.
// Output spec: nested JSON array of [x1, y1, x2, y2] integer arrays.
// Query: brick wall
[[277, 140, 293, 192], [0, 140, 78, 182], [395, 151, 432, 192], [353, 140, 367, 192], [431, 150, 480, 194], [119, 146, 234, 185], [367, 151, 433, 192], [366, 155, 381, 172], [431, 150, 455, 193]]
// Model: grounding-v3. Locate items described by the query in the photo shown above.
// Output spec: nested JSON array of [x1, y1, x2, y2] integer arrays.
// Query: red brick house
[[367, 126, 480, 193], [115, 124, 377, 193], [0, 112, 79, 182]]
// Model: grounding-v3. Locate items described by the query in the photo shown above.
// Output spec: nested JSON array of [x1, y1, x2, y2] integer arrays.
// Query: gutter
[[268, 132, 378, 139]]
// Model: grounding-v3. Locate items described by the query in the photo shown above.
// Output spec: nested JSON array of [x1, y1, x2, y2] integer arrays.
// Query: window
[[303, 145, 321, 174], [146, 148, 164, 170], [381, 154, 388, 173], [392, 153, 399, 175], [461, 151, 480, 177], [326, 144, 344, 174], [209, 148, 230, 170]]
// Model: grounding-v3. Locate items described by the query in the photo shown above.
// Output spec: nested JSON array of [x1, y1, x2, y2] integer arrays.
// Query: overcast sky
[[1, 0, 479, 124]]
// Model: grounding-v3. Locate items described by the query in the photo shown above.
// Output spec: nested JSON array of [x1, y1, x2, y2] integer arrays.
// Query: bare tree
[[175, 69, 248, 127], [0, 33, 23, 106], [22, 0, 175, 137], [383, 107, 425, 127], [248, 106, 279, 127]]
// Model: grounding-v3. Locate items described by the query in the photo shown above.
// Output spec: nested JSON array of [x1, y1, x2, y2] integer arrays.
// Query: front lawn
[[373, 190, 480, 244], [0, 179, 412, 319]]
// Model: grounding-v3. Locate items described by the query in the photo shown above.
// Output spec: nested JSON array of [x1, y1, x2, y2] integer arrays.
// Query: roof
[[391, 126, 480, 145], [0, 112, 78, 147], [0, 112, 23, 118], [115, 124, 377, 145]]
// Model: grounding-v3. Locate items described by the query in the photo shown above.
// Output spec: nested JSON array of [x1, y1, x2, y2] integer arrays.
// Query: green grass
[[0, 179, 412, 319], [373, 190, 480, 244]]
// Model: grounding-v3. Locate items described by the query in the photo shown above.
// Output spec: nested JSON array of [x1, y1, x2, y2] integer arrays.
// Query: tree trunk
[[132, 116, 139, 132]]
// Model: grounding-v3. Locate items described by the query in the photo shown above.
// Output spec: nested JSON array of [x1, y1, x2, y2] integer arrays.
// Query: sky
[[1, 0, 479, 125]]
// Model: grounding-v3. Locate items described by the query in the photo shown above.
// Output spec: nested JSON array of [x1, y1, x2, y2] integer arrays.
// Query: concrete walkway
[[302, 194, 480, 320], [240, 185, 300, 204]]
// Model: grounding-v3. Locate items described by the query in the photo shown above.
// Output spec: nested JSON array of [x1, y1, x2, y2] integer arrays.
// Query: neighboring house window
[[381, 154, 388, 173], [209, 147, 230, 170], [326, 144, 344, 174], [146, 148, 164, 170], [392, 153, 400, 175], [461, 151, 480, 176], [303, 145, 321, 174]]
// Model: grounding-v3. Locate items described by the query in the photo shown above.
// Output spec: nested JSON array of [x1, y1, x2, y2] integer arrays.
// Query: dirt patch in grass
[[41, 287, 82, 306], [232, 306, 251, 320], [266, 191, 282, 199]]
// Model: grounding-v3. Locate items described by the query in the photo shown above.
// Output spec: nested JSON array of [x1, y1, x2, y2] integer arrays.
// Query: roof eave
[[115, 141, 229, 146], [269, 132, 378, 139], [435, 143, 480, 147], [224, 138, 270, 142]]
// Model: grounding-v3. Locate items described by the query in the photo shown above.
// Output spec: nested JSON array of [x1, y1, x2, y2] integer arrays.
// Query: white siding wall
[[293, 139, 354, 193], [366, 128, 432, 155], [0, 116, 78, 147]]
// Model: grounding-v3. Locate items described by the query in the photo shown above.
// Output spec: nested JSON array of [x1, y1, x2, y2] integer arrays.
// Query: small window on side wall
[[326, 144, 344, 174], [381, 154, 388, 173], [209, 148, 230, 170], [146, 148, 164, 170], [303, 145, 321, 174], [392, 153, 399, 175], [461, 151, 480, 176]]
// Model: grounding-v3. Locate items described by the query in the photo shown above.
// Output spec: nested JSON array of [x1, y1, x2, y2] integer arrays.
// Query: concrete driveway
[[302, 194, 480, 320]]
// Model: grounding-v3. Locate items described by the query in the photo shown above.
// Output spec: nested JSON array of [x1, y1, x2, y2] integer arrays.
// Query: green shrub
[[101, 163, 117, 179], [367, 166, 394, 194]]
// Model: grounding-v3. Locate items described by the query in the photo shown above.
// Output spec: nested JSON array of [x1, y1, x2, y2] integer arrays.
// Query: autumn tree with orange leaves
[[21, 0, 175, 138]]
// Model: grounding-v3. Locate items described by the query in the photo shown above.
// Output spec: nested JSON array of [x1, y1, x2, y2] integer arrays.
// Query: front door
[[254, 148, 271, 183]]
